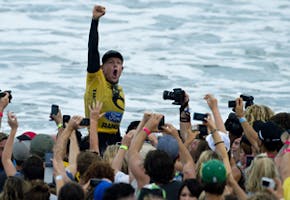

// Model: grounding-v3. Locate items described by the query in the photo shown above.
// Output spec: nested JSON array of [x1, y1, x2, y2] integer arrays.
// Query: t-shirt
[[84, 70, 125, 134]]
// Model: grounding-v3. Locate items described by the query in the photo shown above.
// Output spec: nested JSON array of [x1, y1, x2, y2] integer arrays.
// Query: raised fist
[[92, 5, 105, 20]]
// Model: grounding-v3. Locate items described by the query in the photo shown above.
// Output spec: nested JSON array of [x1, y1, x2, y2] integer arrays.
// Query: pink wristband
[[0, 112, 3, 117], [143, 127, 151, 136], [285, 141, 290, 145], [283, 148, 290, 154]]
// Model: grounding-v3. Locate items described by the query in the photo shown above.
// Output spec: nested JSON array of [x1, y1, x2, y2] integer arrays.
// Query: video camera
[[228, 94, 254, 109], [0, 90, 12, 103], [163, 88, 185, 105]]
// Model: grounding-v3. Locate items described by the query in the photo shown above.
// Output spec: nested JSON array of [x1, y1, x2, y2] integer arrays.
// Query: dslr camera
[[228, 94, 254, 109], [163, 88, 185, 105], [0, 90, 12, 103]]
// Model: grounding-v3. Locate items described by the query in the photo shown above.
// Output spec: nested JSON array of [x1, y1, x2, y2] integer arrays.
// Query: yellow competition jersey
[[84, 70, 125, 134]]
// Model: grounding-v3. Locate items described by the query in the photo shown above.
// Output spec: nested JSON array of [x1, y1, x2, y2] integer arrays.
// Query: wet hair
[[22, 155, 44, 181], [177, 179, 203, 199], [58, 182, 85, 200], [82, 160, 115, 183], [245, 154, 278, 193], [24, 180, 50, 200], [103, 183, 135, 200], [245, 104, 274, 126], [144, 150, 174, 184]]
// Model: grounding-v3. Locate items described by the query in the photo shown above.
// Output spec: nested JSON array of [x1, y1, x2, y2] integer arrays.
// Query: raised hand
[[235, 98, 244, 118], [204, 94, 218, 110], [89, 101, 104, 122], [92, 5, 105, 20], [7, 112, 18, 130], [0, 93, 9, 112]]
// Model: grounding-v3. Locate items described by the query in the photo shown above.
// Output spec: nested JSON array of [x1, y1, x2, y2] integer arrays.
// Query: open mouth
[[113, 69, 118, 77]]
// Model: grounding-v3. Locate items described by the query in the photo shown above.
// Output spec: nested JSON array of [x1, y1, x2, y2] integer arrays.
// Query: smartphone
[[158, 116, 165, 130], [261, 177, 275, 189], [193, 113, 208, 121], [45, 152, 53, 168], [50, 104, 59, 117], [80, 118, 90, 126], [228, 101, 236, 108], [246, 155, 254, 167], [62, 115, 71, 128], [198, 125, 208, 136]]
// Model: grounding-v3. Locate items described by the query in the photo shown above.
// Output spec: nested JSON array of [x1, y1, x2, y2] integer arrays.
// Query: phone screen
[[158, 116, 165, 130], [51, 104, 59, 116]]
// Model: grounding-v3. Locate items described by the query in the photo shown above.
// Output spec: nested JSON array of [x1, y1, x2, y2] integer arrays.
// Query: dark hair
[[22, 155, 44, 181], [178, 179, 203, 198], [269, 112, 290, 130], [203, 181, 226, 195], [2, 176, 27, 200], [103, 183, 135, 200], [24, 180, 50, 200], [58, 182, 85, 200], [225, 112, 243, 138], [144, 150, 174, 184], [126, 121, 140, 134]]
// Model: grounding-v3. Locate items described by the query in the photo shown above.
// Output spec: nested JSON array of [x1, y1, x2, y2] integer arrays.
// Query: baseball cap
[[30, 134, 54, 160], [201, 159, 226, 184], [102, 50, 123, 64], [205, 131, 230, 152], [13, 140, 31, 161], [157, 135, 179, 160], [254, 121, 283, 143], [17, 131, 37, 141], [93, 180, 112, 200]]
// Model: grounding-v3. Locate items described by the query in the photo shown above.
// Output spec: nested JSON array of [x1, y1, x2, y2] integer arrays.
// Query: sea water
[[0, 0, 290, 135]]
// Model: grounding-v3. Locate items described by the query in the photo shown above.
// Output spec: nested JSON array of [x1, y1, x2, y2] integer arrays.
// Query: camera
[[228, 94, 254, 109], [193, 112, 208, 121], [245, 155, 254, 167], [261, 177, 275, 189], [224, 112, 243, 137], [0, 90, 12, 103], [198, 125, 208, 136], [163, 88, 185, 105], [80, 118, 90, 126], [158, 116, 165, 130]]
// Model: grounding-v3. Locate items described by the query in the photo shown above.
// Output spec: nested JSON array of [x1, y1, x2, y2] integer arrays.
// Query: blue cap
[[93, 180, 112, 200]]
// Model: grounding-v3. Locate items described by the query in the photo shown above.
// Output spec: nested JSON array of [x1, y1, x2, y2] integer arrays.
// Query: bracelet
[[214, 141, 224, 146], [57, 123, 63, 129], [55, 175, 63, 181], [143, 127, 151, 136], [210, 129, 218, 134], [239, 117, 247, 123], [0, 112, 3, 117], [283, 148, 290, 154], [285, 141, 290, 145], [119, 145, 128, 151]]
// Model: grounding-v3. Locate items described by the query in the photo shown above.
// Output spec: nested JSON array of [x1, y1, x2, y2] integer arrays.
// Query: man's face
[[102, 57, 123, 84]]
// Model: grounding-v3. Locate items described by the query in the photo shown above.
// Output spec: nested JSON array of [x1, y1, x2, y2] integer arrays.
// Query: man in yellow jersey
[[84, 5, 125, 153]]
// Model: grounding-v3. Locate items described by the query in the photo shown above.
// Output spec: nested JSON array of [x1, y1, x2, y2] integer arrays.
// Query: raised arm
[[163, 123, 196, 179], [0, 93, 9, 129], [179, 92, 192, 142], [87, 5, 105, 73], [2, 112, 18, 176], [89, 101, 104, 154], [235, 98, 259, 152], [204, 94, 227, 133]]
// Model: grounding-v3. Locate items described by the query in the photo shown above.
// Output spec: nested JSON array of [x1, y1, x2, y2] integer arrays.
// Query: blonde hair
[[245, 104, 274, 126], [103, 144, 128, 174], [195, 150, 222, 181], [245, 154, 278, 193]]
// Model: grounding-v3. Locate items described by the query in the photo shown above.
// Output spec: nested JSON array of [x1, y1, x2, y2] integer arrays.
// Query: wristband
[[0, 112, 3, 117], [143, 127, 151, 136], [283, 148, 290, 154], [285, 141, 290, 145], [239, 117, 247, 123], [119, 145, 128, 151], [55, 175, 63, 181], [57, 123, 63, 129], [210, 129, 218, 134], [214, 141, 224, 146]]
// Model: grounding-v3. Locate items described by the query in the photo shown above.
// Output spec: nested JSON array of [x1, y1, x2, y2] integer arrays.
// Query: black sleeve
[[87, 19, 101, 73]]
